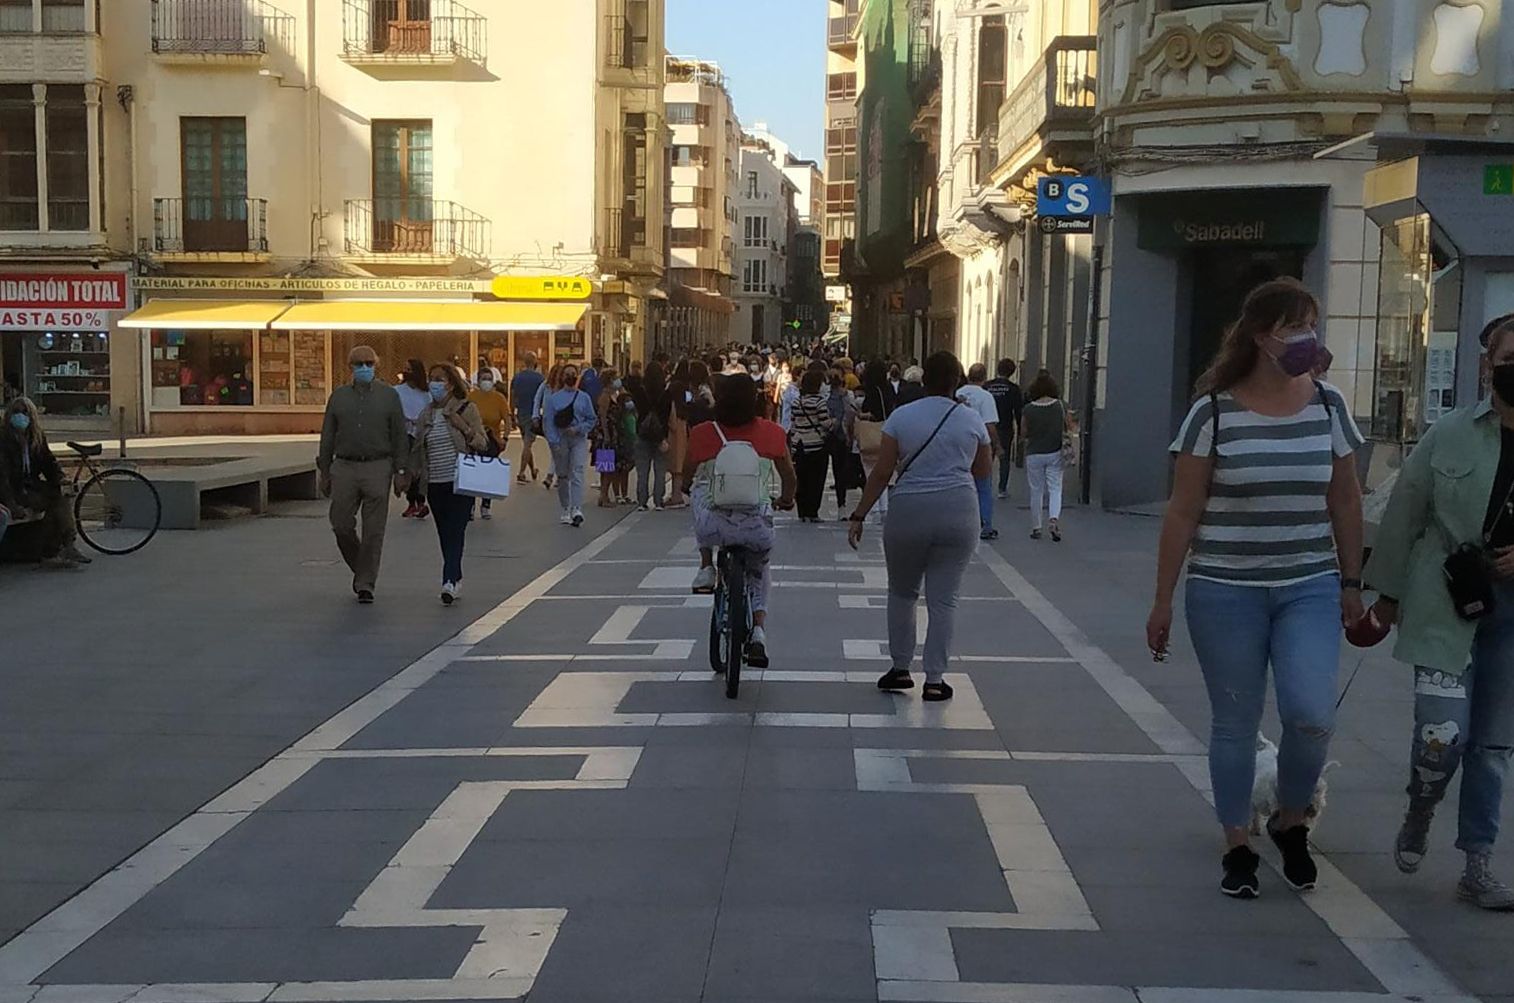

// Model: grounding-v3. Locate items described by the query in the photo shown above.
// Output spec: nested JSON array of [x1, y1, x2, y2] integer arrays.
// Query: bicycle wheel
[[724, 551, 746, 699], [74, 468, 161, 555], [708, 584, 728, 674]]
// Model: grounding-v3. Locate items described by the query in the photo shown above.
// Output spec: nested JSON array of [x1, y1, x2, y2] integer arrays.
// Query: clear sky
[[665, 0, 827, 162]]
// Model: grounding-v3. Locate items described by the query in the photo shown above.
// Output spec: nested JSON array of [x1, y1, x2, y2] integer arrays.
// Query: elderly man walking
[[318, 346, 409, 603]]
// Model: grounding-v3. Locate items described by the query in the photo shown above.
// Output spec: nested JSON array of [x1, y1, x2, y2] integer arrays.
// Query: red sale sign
[[0, 272, 127, 311]]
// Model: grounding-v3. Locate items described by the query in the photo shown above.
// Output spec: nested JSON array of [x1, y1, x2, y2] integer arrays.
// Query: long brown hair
[[4, 396, 46, 454], [428, 364, 469, 402], [1026, 369, 1060, 401], [1194, 277, 1319, 396]]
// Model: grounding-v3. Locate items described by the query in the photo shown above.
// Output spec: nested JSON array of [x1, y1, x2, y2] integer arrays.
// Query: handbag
[[454, 455, 512, 499], [594, 448, 618, 473]]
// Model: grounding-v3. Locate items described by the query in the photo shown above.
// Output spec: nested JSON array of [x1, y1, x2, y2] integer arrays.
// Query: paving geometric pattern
[[0, 510, 1486, 1002]]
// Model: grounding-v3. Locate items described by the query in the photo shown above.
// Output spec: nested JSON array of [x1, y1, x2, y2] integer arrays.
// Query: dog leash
[[1335, 652, 1369, 712]]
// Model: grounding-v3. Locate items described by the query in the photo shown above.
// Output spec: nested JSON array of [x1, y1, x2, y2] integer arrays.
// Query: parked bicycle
[[65, 441, 162, 555], [707, 544, 767, 698]]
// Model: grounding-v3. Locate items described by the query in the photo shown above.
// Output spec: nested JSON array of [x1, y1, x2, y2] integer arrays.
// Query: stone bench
[[143, 457, 321, 530]]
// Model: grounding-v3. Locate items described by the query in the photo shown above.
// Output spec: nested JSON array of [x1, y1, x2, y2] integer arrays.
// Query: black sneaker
[[922, 680, 954, 702], [877, 669, 914, 692], [1221, 845, 1261, 899], [1267, 817, 1318, 891], [356, 590, 375, 605]]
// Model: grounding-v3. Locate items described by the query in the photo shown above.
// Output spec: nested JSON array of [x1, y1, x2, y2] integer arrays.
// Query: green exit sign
[[1485, 164, 1513, 195]]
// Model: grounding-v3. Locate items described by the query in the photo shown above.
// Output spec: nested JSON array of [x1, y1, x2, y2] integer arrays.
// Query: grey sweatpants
[[883, 486, 979, 682]]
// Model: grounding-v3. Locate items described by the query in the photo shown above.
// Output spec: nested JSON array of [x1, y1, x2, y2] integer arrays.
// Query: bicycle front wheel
[[724, 552, 746, 699], [74, 468, 162, 555]]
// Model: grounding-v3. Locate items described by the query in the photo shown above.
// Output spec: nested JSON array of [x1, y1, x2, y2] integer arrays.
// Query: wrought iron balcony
[[150, 0, 291, 57], [995, 37, 1097, 181], [152, 197, 269, 256], [343, 199, 488, 260], [340, 0, 485, 65]]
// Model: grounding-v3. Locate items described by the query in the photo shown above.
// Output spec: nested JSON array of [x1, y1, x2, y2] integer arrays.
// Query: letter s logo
[[1065, 182, 1090, 216]]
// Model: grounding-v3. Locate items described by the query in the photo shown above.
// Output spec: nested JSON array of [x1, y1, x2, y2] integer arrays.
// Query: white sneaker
[[559, 512, 574, 525], [691, 566, 717, 593], [440, 581, 458, 606], [746, 625, 769, 667], [652, 502, 665, 512], [571, 509, 585, 527]]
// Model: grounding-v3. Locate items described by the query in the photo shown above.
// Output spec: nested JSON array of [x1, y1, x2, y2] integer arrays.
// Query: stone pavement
[[0, 476, 1510, 1003]]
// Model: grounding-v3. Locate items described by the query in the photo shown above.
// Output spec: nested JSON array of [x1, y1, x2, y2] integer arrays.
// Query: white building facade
[[732, 137, 798, 346]]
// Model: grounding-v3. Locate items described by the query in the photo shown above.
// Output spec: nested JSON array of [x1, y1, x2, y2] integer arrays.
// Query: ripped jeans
[[1186, 574, 1342, 830], [1407, 581, 1514, 854]]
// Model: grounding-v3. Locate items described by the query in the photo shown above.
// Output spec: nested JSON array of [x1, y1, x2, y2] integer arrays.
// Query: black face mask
[[1493, 363, 1514, 406]]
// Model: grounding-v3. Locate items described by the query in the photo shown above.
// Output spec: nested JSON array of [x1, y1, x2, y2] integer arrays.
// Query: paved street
[[1, 469, 1511, 1003]]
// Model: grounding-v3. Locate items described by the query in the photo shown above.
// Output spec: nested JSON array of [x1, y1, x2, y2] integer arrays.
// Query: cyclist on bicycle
[[687, 373, 797, 665]]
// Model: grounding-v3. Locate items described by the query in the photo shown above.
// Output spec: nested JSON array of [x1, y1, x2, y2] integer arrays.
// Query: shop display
[[151, 330, 255, 406], [292, 332, 328, 405], [9, 330, 112, 418], [259, 332, 292, 405]]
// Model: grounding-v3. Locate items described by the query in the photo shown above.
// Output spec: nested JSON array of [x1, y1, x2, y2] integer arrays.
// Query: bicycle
[[63, 441, 162, 555], [707, 544, 767, 699]]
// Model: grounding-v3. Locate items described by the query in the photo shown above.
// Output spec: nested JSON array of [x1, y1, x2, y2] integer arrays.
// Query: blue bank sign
[[1036, 176, 1111, 234]]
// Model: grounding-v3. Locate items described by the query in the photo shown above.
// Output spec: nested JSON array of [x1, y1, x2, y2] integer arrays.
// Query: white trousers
[[1025, 452, 1064, 530]]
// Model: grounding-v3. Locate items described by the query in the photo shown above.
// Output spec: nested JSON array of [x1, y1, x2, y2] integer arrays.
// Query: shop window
[[1373, 211, 1462, 443], [328, 331, 469, 389], [0, 85, 38, 230], [151, 330, 255, 406], [12, 329, 110, 418], [257, 330, 327, 406]]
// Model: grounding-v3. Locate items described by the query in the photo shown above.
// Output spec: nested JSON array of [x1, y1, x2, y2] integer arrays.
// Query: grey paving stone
[[620, 680, 761, 714], [627, 742, 750, 789], [1058, 842, 1223, 890], [259, 755, 585, 812], [1081, 880, 1343, 937], [109, 877, 371, 931], [742, 746, 859, 790], [0, 880, 86, 936], [223, 808, 431, 845], [477, 787, 741, 842], [702, 905, 875, 1000], [40, 927, 478, 984], [524, 905, 717, 1003], [432, 836, 731, 909], [951, 927, 1382, 992], [756, 682, 906, 715]]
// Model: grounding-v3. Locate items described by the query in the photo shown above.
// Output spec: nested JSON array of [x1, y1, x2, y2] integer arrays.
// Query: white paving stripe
[[0, 514, 649, 992], [973, 545, 1470, 1000]]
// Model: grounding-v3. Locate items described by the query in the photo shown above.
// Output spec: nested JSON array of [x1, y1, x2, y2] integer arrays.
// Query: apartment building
[[3, 0, 667, 436], [732, 134, 798, 346], [823, 0, 858, 329], [662, 55, 738, 354], [0, 0, 134, 433]]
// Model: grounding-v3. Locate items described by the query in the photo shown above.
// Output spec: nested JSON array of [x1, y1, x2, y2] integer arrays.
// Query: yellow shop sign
[[490, 275, 594, 301]]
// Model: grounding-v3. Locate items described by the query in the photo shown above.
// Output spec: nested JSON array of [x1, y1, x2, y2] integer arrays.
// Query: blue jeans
[[427, 482, 471, 585], [551, 436, 588, 514], [1408, 581, 1514, 853], [975, 475, 994, 532], [1186, 574, 1342, 829]]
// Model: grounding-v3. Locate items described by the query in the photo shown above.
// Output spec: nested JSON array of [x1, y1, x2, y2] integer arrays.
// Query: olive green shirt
[[317, 380, 409, 475], [1365, 399, 1504, 674]]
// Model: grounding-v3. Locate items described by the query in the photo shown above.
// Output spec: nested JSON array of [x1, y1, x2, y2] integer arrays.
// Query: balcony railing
[[343, 198, 488, 259], [153, 197, 268, 254], [341, 0, 485, 63], [996, 37, 1097, 175], [151, 0, 289, 55], [604, 13, 649, 71]]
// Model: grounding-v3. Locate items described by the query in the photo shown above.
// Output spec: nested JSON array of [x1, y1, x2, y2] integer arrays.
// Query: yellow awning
[[118, 299, 292, 330], [271, 301, 588, 332]]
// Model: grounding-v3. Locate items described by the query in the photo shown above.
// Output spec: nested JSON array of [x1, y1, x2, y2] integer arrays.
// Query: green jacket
[[1364, 399, 1504, 674]]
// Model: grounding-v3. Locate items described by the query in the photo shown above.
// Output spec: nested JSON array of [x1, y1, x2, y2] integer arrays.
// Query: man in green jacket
[[318, 345, 408, 604]]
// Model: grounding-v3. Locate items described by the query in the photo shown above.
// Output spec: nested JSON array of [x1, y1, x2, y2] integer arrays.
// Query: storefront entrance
[[1186, 248, 1306, 395]]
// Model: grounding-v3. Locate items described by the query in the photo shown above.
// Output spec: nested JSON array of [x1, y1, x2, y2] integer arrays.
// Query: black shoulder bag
[[553, 391, 582, 429]]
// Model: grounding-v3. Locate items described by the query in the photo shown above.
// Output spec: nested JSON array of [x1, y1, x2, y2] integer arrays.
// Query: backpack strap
[[714, 422, 730, 446]]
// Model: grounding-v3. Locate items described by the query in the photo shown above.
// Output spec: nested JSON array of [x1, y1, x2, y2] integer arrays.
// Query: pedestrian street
[[0, 511, 1486, 1003]]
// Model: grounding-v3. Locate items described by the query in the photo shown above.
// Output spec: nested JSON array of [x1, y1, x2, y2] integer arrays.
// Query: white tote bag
[[453, 455, 512, 499]]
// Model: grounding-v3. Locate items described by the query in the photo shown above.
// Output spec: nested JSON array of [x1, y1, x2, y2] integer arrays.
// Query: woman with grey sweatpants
[[847, 351, 993, 701]]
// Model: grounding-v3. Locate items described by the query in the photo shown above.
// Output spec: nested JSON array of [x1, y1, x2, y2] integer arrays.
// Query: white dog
[[1250, 734, 1336, 835]]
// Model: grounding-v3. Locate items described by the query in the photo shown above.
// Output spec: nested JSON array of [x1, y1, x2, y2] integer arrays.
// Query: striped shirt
[[424, 414, 460, 485], [1171, 382, 1364, 587]]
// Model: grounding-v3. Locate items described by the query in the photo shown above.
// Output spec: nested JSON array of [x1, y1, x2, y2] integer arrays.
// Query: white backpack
[[709, 423, 766, 509]]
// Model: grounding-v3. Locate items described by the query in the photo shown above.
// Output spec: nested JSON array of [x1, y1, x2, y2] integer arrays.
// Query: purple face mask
[[1268, 330, 1321, 378]]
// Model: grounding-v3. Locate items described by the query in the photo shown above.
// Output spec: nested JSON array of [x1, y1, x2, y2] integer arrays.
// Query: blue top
[[579, 369, 603, 404], [542, 388, 598, 446], [510, 369, 545, 421], [882, 396, 989, 497]]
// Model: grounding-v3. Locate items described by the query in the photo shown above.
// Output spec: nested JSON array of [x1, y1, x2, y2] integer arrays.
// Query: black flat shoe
[[877, 669, 914, 692], [356, 590, 375, 605], [922, 680, 954, 702], [1267, 816, 1318, 891], [1221, 845, 1261, 899]]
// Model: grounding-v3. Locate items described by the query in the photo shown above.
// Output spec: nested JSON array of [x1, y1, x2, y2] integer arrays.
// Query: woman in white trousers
[[1021, 370, 1070, 542]]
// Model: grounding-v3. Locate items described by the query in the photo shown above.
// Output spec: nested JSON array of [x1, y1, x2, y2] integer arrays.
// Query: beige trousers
[[329, 459, 392, 593]]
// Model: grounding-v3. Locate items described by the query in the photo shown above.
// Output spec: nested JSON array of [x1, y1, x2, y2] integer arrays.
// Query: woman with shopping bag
[[408, 364, 488, 606]]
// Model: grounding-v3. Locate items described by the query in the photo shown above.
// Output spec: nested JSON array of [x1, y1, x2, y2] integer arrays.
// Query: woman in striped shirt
[[1147, 278, 1366, 900]]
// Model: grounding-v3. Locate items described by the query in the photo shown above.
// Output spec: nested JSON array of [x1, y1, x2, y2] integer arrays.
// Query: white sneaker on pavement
[[571, 509, 585, 527], [559, 512, 574, 525], [440, 582, 458, 606], [691, 566, 717, 593]]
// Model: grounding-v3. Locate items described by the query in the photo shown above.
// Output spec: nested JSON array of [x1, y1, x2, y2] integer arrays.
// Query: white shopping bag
[[453, 455, 512, 499]]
